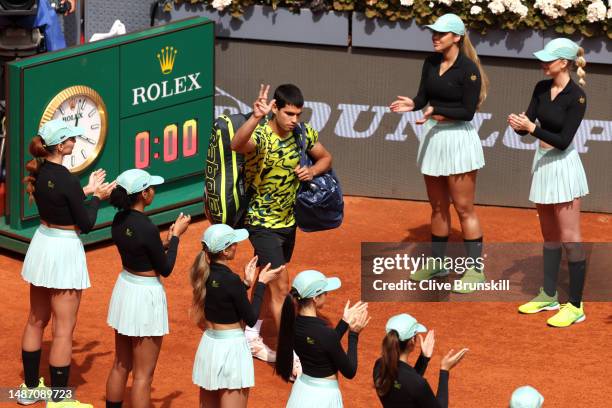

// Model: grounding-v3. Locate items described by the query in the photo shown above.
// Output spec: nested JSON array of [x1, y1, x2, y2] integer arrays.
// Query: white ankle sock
[[245, 319, 262, 340]]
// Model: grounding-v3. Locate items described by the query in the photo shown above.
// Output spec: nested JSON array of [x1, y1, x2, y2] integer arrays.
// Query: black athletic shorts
[[246, 225, 297, 268]]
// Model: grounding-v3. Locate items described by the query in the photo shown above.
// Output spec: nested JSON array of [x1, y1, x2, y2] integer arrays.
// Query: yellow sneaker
[[46, 400, 93, 408], [410, 258, 449, 281], [518, 288, 560, 314], [17, 377, 47, 405], [547, 303, 585, 328], [452, 267, 486, 294]]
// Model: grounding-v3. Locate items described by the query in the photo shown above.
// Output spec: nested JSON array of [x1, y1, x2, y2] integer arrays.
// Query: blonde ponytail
[[462, 33, 489, 109], [189, 248, 213, 326], [575, 47, 586, 87]]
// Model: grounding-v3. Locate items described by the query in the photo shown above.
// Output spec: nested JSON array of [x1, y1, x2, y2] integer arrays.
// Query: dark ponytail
[[374, 330, 409, 397], [23, 136, 55, 204], [110, 185, 140, 210], [275, 288, 307, 382]]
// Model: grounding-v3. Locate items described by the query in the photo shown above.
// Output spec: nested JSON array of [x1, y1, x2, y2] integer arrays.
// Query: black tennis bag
[[204, 113, 250, 227]]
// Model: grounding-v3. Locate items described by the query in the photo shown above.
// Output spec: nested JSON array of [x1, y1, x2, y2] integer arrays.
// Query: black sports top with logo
[[34, 161, 100, 233], [294, 316, 359, 378], [373, 356, 449, 408], [515, 79, 587, 151], [111, 210, 179, 277], [204, 263, 266, 326], [412, 52, 481, 122]]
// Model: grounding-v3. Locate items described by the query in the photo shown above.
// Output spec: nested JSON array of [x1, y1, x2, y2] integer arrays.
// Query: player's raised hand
[[253, 84, 276, 119]]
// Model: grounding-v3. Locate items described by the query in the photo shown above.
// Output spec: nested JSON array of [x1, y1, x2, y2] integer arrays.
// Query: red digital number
[[163, 124, 178, 162], [182, 119, 198, 157], [135, 131, 150, 169]]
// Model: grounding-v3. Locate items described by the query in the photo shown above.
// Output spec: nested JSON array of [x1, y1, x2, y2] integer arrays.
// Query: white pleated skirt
[[21, 225, 90, 289], [107, 270, 169, 337], [192, 328, 254, 390], [417, 119, 485, 177], [530, 145, 589, 204], [286, 374, 343, 408]]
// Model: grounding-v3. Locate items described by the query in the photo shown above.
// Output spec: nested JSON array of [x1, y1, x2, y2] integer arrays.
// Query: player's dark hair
[[275, 288, 310, 382], [189, 243, 221, 327], [273, 84, 304, 109], [110, 185, 140, 210], [23, 136, 57, 204], [374, 330, 411, 397]]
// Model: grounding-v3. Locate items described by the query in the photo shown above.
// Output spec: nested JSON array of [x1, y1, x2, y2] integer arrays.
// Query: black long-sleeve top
[[111, 210, 179, 277], [33, 161, 100, 233], [204, 263, 266, 326], [412, 52, 482, 122], [373, 355, 449, 408], [515, 79, 586, 151], [294, 316, 359, 379]]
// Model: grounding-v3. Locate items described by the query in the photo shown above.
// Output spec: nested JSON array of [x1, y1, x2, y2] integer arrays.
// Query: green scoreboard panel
[[1, 17, 214, 253]]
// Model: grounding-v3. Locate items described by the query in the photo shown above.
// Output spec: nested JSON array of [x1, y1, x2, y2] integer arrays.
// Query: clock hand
[[77, 134, 96, 144]]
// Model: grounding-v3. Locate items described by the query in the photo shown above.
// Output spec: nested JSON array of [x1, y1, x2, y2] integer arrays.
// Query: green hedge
[[162, 0, 611, 38]]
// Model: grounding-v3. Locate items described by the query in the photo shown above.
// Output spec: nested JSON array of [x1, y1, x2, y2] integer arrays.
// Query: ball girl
[[191, 223, 283, 408], [105, 168, 191, 408], [19, 119, 114, 407]]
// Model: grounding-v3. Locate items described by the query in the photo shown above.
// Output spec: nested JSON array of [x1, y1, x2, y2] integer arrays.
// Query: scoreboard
[[1, 17, 214, 253]]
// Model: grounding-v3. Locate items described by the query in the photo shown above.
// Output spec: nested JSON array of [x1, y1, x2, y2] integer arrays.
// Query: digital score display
[[134, 119, 198, 168]]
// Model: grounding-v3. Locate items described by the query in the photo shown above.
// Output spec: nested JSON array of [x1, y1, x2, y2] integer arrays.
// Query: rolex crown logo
[[157, 46, 178, 75]]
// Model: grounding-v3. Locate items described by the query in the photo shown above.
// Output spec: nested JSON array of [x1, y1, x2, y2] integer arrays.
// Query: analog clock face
[[40, 85, 107, 174]]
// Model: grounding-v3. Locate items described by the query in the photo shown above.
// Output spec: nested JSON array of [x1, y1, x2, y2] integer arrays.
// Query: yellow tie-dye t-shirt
[[245, 122, 318, 229]]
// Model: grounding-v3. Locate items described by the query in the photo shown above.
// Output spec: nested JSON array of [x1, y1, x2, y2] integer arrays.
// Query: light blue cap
[[534, 38, 579, 62], [510, 386, 544, 408], [292, 270, 341, 299], [386, 313, 427, 341], [201, 223, 249, 253], [116, 168, 164, 195], [425, 13, 465, 36], [38, 119, 84, 146]]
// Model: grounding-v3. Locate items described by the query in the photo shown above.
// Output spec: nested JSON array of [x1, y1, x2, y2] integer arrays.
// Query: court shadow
[[605, 315, 612, 324], [402, 224, 463, 243], [152, 390, 183, 408]]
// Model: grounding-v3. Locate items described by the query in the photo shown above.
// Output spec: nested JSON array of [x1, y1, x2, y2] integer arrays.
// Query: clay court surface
[[1, 196, 611, 407]]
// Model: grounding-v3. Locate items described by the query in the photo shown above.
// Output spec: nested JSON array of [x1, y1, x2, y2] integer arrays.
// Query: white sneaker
[[289, 355, 302, 382], [248, 336, 276, 363]]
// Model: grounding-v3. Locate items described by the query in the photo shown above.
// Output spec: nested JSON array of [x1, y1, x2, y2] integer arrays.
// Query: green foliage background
[[162, 0, 611, 38]]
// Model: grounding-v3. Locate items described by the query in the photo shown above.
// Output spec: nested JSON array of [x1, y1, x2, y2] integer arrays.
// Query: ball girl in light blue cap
[[508, 38, 589, 328], [105, 168, 191, 408], [389, 13, 490, 293], [276, 269, 370, 407], [19, 119, 115, 408], [510, 385, 544, 408], [190, 223, 283, 408], [373, 313, 468, 407]]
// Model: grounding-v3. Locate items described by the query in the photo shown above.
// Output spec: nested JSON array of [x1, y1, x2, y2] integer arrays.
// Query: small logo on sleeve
[[579, 96, 585, 104], [470, 74, 478, 81], [306, 336, 315, 345], [47, 180, 55, 189], [125, 228, 133, 237]]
